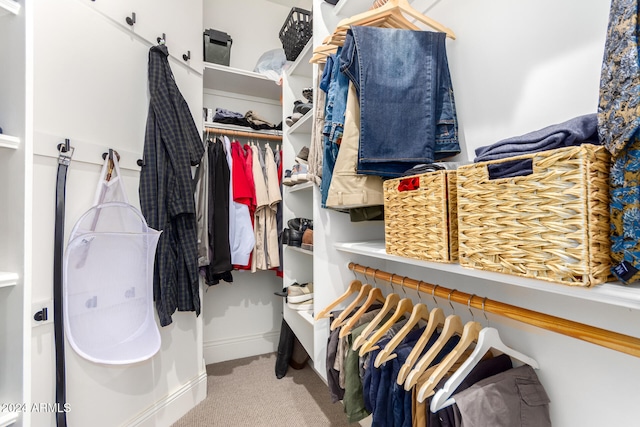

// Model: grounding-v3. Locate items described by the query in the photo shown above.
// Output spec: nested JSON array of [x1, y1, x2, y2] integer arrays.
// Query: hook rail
[[348, 262, 640, 358]]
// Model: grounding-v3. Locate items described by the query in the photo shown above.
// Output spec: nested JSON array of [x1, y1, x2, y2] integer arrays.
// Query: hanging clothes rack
[[204, 125, 282, 141], [347, 262, 640, 358]]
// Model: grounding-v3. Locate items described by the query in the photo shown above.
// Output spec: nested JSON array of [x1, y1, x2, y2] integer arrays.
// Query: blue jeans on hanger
[[340, 26, 460, 177], [320, 51, 346, 207]]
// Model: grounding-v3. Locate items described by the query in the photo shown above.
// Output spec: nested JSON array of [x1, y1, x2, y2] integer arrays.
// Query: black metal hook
[[57, 138, 70, 153], [157, 33, 166, 45], [182, 50, 191, 61], [101, 149, 120, 162], [137, 159, 144, 167], [125, 12, 136, 26]]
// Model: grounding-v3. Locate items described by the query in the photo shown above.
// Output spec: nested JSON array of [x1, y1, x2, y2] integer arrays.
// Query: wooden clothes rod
[[348, 262, 640, 358], [205, 126, 283, 141]]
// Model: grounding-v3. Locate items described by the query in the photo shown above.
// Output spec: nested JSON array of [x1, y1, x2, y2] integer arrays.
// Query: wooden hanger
[[396, 284, 445, 385], [403, 313, 463, 390], [358, 297, 414, 357], [430, 326, 539, 411], [330, 283, 372, 330], [374, 301, 429, 368], [396, 306, 445, 384], [311, 0, 455, 63], [352, 291, 401, 350], [333, 0, 454, 42], [315, 279, 362, 320], [416, 320, 483, 402], [338, 285, 386, 338]]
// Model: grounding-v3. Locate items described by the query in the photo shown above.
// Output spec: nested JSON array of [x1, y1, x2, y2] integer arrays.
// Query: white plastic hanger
[[430, 298, 539, 411]]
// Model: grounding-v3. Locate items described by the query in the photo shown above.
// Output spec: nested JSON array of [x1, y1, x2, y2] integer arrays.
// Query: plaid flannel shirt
[[139, 45, 205, 326]]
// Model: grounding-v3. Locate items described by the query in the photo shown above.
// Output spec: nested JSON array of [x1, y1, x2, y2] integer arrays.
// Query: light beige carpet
[[172, 353, 363, 427]]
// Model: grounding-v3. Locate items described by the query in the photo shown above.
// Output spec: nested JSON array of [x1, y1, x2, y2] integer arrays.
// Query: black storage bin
[[203, 29, 233, 66], [279, 8, 312, 61]]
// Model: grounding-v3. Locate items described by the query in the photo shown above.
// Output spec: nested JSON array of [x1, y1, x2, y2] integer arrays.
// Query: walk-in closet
[[2, 0, 640, 426]]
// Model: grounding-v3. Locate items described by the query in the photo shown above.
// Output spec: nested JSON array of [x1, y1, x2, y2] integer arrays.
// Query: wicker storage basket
[[384, 170, 458, 263], [457, 144, 611, 286]]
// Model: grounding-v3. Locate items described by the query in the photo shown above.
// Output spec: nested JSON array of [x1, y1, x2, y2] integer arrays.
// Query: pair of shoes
[[301, 229, 313, 251], [283, 218, 312, 248], [288, 218, 313, 232], [291, 163, 309, 182], [287, 282, 314, 303]]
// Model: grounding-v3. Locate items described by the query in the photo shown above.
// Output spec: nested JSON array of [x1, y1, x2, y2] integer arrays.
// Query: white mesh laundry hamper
[[64, 153, 161, 364]]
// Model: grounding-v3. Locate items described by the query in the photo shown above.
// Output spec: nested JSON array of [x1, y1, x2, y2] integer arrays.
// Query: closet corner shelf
[[204, 122, 283, 137], [286, 245, 314, 256], [334, 240, 640, 311], [0, 0, 20, 16], [203, 62, 281, 101], [0, 410, 18, 427], [286, 112, 312, 135], [287, 181, 314, 193], [0, 271, 18, 288], [286, 40, 313, 78], [0, 134, 20, 150]]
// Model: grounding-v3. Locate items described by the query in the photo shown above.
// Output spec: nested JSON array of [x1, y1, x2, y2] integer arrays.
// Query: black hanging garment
[[203, 138, 233, 285], [139, 44, 205, 327]]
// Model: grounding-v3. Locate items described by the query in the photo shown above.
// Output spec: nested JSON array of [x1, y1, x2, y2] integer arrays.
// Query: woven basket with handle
[[456, 144, 611, 286], [384, 170, 458, 263]]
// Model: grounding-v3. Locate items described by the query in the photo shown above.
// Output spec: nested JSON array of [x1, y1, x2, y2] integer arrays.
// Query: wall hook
[[182, 50, 191, 61], [101, 149, 120, 162], [125, 12, 136, 26], [137, 159, 145, 167], [157, 33, 166, 45]]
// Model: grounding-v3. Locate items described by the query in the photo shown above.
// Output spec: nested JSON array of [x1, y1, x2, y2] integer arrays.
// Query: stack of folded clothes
[[212, 107, 282, 130], [473, 113, 601, 179]]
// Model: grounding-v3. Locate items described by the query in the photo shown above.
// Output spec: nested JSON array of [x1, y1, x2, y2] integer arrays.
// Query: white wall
[[312, 1, 640, 426], [204, 0, 311, 71], [30, 1, 205, 426], [200, 0, 291, 365]]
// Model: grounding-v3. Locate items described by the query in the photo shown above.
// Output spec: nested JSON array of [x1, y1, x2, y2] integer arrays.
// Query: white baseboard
[[203, 330, 280, 364], [125, 370, 208, 427]]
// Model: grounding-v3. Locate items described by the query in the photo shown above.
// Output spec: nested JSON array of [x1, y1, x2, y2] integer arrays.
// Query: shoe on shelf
[[292, 164, 308, 182], [287, 228, 304, 247], [288, 298, 314, 311], [301, 229, 313, 252], [285, 116, 295, 127], [287, 282, 314, 303], [287, 218, 313, 232], [283, 170, 295, 186], [295, 146, 309, 165], [294, 102, 312, 115], [282, 228, 291, 245]]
